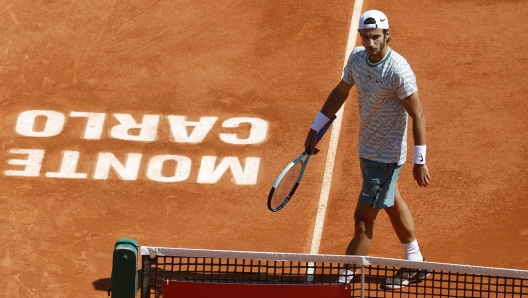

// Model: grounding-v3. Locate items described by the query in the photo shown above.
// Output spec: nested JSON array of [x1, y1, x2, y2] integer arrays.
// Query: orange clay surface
[[1, 0, 528, 296]]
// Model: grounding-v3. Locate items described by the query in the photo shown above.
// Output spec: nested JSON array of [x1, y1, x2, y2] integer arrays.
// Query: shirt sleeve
[[393, 60, 418, 100], [342, 48, 358, 85]]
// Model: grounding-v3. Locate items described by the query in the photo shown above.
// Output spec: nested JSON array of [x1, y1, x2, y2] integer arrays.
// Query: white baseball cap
[[359, 10, 389, 30]]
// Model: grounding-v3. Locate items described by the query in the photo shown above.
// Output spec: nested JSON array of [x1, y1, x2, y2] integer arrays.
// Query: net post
[[140, 253, 154, 298], [109, 238, 139, 298]]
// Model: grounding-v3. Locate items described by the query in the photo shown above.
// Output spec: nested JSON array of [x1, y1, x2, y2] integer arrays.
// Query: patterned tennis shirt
[[342, 46, 418, 165]]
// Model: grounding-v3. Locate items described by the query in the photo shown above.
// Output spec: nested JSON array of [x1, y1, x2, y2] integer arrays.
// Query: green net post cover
[[110, 238, 139, 298]]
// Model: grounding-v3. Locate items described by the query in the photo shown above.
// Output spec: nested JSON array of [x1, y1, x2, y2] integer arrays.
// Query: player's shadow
[[351, 273, 386, 284]]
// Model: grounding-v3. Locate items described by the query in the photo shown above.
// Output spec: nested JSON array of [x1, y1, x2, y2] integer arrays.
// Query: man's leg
[[384, 182, 416, 244], [345, 200, 380, 256], [383, 182, 429, 290], [337, 200, 380, 284]]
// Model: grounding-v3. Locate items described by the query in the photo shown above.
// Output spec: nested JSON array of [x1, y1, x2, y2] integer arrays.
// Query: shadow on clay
[[93, 270, 142, 293]]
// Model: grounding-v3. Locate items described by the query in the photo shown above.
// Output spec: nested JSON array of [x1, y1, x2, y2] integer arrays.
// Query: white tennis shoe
[[384, 258, 431, 290]]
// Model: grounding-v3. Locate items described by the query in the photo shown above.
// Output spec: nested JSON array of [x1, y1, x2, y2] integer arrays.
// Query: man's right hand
[[304, 129, 320, 155]]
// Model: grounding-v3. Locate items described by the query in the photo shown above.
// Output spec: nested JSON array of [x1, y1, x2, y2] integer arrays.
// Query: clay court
[[1, 0, 528, 296]]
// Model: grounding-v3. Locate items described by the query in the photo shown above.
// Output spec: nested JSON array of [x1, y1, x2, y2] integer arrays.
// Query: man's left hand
[[413, 164, 431, 187]]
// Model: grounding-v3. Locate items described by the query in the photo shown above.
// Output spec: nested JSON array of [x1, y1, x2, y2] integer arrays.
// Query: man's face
[[359, 29, 388, 57]]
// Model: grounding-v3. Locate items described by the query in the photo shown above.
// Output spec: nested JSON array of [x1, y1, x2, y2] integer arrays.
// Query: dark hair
[[383, 29, 391, 43]]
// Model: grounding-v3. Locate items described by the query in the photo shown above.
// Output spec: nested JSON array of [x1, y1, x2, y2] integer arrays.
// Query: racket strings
[[270, 161, 303, 209]]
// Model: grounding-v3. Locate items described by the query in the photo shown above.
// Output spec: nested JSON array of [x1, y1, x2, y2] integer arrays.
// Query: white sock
[[401, 239, 423, 261]]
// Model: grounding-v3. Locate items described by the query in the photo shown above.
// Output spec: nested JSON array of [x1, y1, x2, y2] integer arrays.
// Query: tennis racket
[[267, 115, 337, 212]]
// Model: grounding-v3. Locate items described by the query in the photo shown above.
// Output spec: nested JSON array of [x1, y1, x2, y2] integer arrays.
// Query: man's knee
[[353, 201, 379, 233], [353, 214, 376, 234]]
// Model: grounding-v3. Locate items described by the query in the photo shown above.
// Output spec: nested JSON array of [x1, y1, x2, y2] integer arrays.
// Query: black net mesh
[[140, 249, 528, 298]]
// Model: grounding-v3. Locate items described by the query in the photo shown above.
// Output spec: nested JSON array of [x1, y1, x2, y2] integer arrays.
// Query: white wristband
[[413, 145, 426, 164], [310, 112, 330, 132]]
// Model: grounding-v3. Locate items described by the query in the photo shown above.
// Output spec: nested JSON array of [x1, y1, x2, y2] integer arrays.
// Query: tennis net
[[139, 246, 528, 297]]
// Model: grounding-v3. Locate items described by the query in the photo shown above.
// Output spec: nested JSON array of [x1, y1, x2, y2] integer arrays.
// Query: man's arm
[[402, 91, 431, 187], [304, 80, 354, 155], [320, 80, 354, 117]]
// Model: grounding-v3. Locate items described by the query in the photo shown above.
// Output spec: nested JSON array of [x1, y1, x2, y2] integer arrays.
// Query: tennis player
[[304, 10, 431, 289]]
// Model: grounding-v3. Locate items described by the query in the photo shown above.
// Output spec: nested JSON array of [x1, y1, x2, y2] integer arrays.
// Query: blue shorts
[[358, 158, 403, 209]]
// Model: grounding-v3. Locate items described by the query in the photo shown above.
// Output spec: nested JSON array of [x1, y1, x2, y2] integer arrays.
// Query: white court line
[[308, 0, 364, 255]]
